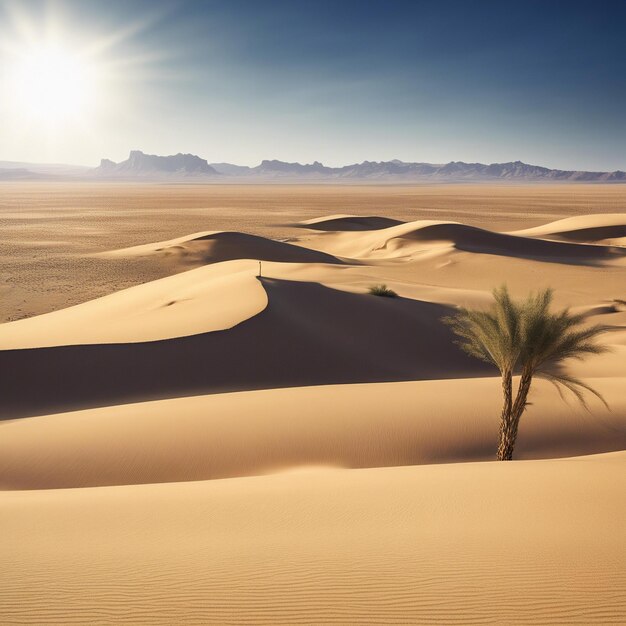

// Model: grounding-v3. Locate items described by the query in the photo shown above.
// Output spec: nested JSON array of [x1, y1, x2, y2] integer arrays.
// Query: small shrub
[[369, 284, 397, 297]]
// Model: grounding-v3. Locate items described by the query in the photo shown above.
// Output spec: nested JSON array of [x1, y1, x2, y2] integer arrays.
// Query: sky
[[0, 0, 624, 170]]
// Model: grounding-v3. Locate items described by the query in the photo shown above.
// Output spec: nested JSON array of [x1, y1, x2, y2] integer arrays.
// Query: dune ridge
[[3, 183, 624, 322], [100, 229, 343, 269], [0, 260, 267, 347], [0, 277, 488, 419], [301, 218, 626, 264], [512, 213, 626, 242], [97, 214, 626, 273]]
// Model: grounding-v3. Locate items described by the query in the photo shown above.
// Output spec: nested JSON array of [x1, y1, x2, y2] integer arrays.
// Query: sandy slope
[[512, 213, 626, 242], [3, 183, 624, 321], [100, 230, 343, 269], [1, 453, 624, 625], [299, 219, 626, 263], [0, 260, 267, 347], [1, 207, 625, 624], [2, 215, 623, 418], [0, 275, 491, 418], [1, 377, 624, 489]]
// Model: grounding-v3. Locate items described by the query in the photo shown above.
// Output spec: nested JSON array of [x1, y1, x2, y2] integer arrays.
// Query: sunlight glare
[[8, 43, 97, 125]]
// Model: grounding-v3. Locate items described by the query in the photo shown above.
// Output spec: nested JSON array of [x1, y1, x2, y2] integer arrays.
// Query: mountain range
[[1, 151, 625, 182], [96, 150, 219, 177]]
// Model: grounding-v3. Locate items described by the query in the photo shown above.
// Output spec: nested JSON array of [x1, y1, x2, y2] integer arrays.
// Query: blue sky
[[0, 0, 625, 169]]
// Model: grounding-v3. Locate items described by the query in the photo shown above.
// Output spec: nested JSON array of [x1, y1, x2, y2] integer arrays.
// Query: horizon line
[[2, 151, 625, 174]]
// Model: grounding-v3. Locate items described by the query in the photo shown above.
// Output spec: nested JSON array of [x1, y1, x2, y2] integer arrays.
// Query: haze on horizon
[[0, 0, 624, 171]]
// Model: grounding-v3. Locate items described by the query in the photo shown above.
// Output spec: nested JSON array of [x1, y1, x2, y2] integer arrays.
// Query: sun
[[7, 43, 97, 126]]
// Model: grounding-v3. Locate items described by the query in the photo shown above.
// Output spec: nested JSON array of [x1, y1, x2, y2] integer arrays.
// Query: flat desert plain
[[0, 183, 625, 624]]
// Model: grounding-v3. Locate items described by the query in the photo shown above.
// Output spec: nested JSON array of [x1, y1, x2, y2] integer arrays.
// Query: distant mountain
[[0, 160, 89, 178], [94, 150, 219, 178], [208, 158, 626, 182], [0, 168, 56, 181], [225, 159, 626, 182], [254, 160, 334, 177], [209, 162, 253, 176], [2, 152, 624, 182]]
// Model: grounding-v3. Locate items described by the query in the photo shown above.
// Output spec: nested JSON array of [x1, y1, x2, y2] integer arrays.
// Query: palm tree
[[444, 286, 609, 460]]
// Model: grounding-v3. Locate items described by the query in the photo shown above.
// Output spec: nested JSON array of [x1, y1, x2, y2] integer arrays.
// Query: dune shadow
[[396, 223, 626, 266], [531, 224, 626, 243], [104, 231, 346, 269], [294, 216, 405, 231], [0, 278, 491, 419], [171, 231, 345, 265]]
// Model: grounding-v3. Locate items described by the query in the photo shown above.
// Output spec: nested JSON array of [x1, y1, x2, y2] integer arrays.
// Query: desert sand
[[1, 183, 625, 624], [2, 454, 624, 625], [2, 182, 625, 321]]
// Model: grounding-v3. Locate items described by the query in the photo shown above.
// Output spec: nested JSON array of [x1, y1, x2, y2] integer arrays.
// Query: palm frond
[[536, 324, 611, 366], [445, 283, 611, 410], [442, 285, 523, 372], [535, 370, 609, 410], [518, 288, 611, 369]]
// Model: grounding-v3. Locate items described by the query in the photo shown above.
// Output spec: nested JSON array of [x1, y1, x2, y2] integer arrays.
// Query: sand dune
[[1, 453, 624, 625], [1, 213, 624, 421], [298, 213, 405, 230], [97, 214, 626, 277], [3, 183, 624, 322], [0, 277, 487, 419], [1, 377, 623, 490], [303, 219, 626, 264], [101, 229, 342, 269], [0, 260, 267, 347], [513, 213, 626, 243], [2, 203, 625, 625]]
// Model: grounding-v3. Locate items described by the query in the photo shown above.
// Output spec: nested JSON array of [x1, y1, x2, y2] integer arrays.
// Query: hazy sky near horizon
[[0, 0, 624, 170]]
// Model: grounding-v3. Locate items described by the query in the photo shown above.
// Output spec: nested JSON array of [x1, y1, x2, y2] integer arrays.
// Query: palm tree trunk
[[512, 367, 533, 420], [496, 370, 514, 461], [498, 367, 534, 461]]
